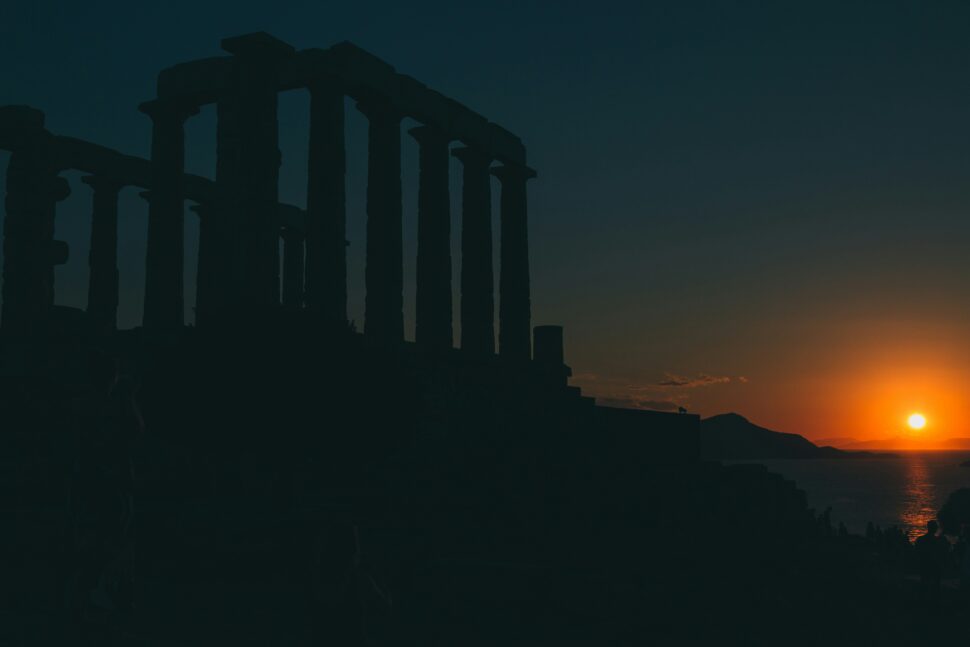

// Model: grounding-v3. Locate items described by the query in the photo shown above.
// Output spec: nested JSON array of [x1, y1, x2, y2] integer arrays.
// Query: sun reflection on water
[[900, 455, 937, 543]]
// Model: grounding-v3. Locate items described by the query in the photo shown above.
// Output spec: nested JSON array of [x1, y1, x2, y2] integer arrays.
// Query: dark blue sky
[[2, 1, 970, 436]]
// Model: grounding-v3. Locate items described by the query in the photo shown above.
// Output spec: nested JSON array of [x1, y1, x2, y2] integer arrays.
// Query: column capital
[[138, 99, 199, 124], [491, 163, 537, 182], [280, 226, 304, 242], [44, 175, 71, 202], [81, 175, 125, 194], [221, 32, 295, 59], [409, 125, 451, 146], [189, 201, 212, 216], [356, 97, 403, 123], [451, 145, 491, 168], [307, 77, 344, 95]]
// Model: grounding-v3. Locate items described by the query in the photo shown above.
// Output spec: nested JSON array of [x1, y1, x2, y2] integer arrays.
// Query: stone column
[[139, 99, 196, 333], [358, 99, 403, 344], [305, 81, 347, 328], [492, 164, 536, 360], [82, 176, 122, 333], [410, 126, 452, 351], [281, 228, 305, 310], [532, 325, 563, 365], [190, 201, 213, 326], [533, 325, 568, 389], [207, 97, 240, 326], [0, 108, 70, 337], [220, 33, 294, 313], [453, 146, 494, 356]]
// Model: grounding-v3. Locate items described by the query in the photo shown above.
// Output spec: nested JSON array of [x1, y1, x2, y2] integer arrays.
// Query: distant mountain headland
[[700, 413, 895, 459]]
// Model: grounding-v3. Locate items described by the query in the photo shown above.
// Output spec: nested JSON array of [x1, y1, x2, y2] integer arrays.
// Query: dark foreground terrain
[[2, 319, 967, 646]]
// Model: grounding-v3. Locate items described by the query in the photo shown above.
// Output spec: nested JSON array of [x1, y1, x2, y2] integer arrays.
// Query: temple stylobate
[[0, 31, 536, 361], [143, 32, 536, 358]]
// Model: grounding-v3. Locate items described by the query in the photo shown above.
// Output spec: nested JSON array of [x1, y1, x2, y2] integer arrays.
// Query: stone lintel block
[[329, 41, 399, 100], [138, 99, 199, 122], [80, 174, 124, 193], [57, 136, 149, 187], [221, 32, 296, 59], [284, 49, 341, 90], [486, 123, 527, 166], [399, 78, 450, 131], [446, 99, 489, 150]]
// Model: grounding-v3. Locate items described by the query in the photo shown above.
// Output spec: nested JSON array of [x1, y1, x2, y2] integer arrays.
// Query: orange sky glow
[[569, 314, 970, 447]]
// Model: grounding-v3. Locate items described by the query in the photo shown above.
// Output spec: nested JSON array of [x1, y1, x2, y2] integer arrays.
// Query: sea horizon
[[727, 450, 970, 542]]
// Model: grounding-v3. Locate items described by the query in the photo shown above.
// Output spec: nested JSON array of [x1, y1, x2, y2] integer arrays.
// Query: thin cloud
[[572, 369, 744, 412], [594, 396, 683, 412], [571, 373, 688, 411], [595, 396, 640, 409], [636, 399, 681, 412], [658, 373, 732, 388]]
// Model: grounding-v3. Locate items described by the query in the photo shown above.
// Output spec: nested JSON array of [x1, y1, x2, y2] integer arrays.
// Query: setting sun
[[907, 413, 927, 430]]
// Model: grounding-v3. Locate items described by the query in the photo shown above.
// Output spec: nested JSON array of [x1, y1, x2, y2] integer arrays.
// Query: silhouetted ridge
[[700, 413, 890, 459]]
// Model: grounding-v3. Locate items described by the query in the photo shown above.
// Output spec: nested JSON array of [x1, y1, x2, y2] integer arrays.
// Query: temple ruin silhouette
[[0, 32, 705, 644], [0, 31, 703, 434], [1, 33, 534, 349]]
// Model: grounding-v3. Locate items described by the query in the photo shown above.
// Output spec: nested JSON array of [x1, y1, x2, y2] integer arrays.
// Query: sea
[[726, 451, 970, 542]]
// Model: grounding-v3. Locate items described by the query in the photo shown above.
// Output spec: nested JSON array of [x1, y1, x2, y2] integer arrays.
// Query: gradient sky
[[2, 1, 970, 442]]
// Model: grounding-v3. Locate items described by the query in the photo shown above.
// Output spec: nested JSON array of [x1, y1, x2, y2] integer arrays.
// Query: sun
[[908, 413, 927, 430]]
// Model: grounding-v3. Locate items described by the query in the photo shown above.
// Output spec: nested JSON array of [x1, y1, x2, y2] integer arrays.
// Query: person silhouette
[[312, 523, 391, 645], [914, 520, 948, 608], [955, 524, 970, 601], [70, 349, 143, 628]]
